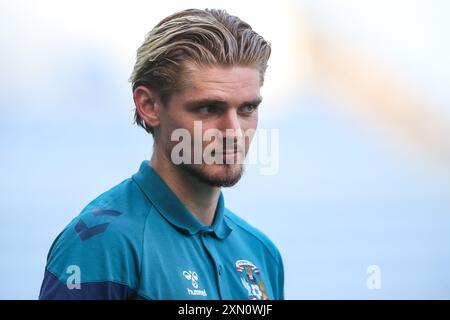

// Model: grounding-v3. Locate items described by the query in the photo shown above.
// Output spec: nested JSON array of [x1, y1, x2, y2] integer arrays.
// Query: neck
[[149, 148, 220, 226]]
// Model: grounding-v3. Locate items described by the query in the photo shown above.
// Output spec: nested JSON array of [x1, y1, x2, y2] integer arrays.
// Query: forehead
[[175, 65, 262, 103]]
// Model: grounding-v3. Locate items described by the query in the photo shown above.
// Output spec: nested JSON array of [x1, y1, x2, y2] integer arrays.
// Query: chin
[[181, 163, 244, 187]]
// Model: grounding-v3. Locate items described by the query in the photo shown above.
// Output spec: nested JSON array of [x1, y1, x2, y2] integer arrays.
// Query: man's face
[[156, 65, 261, 187]]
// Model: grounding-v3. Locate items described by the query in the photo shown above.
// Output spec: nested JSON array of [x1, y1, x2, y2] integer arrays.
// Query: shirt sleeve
[[39, 210, 142, 300]]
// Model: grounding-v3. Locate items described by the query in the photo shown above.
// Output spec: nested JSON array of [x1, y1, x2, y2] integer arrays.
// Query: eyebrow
[[183, 97, 263, 109]]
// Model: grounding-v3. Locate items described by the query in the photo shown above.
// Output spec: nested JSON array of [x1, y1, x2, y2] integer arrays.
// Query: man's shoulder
[[44, 178, 152, 289], [52, 176, 153, 247], [223, 208, 282, 263], [67, 177, 152, 238], [83, 177, 150, 216]]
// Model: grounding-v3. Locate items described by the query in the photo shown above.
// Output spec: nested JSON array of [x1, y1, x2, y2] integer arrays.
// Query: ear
[[133, 85, 161, 131]]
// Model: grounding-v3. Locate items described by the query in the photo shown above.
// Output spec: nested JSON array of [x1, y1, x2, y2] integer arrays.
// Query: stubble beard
[[164, 143, 244, 187], [178, 162, 245, 187]]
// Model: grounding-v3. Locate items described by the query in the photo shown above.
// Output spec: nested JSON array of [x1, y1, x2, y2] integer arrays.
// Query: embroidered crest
[[235, 260, 269, 300]]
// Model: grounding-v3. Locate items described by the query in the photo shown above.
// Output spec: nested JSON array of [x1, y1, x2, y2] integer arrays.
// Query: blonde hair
[[129, 8, 271, 134]]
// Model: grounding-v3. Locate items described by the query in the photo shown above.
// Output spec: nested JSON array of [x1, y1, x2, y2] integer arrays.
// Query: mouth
[[209, 147, 245, 164], [212, 146, 243, 156], [218, 150, 239, 155]]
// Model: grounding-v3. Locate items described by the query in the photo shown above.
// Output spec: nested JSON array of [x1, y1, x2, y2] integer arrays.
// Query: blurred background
[[1, 0, 449, 299]]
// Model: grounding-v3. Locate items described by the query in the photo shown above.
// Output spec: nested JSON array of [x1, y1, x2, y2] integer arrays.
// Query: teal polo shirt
[[39, 161, 284, 300]]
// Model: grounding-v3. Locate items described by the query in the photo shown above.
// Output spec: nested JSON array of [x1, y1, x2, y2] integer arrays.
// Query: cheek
[[160, 109, 191, 137], [241, 116, 258, 134], [245, 116, 258, 129], [241, 117, 258, 151]]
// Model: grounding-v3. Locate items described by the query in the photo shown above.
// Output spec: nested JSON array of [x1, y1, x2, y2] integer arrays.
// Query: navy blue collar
[[132, 160, 232, 239]]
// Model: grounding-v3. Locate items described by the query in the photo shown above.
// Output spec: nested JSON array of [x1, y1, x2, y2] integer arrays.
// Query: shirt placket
[[199, 231, 226, 299]]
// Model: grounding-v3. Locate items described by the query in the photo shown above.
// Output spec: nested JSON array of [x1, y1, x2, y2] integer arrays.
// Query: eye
[[196, 105, 219, 115], [239, 104, 258, 114]]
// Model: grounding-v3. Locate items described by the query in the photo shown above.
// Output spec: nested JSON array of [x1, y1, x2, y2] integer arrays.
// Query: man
[[40, 8, 284, 300]]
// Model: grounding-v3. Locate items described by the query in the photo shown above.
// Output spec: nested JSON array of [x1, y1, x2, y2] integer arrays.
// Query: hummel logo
[[183, 270, 199, 288], [182, 270, 207, 297]]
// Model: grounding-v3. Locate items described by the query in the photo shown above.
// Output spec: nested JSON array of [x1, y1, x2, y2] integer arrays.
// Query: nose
[[220, 109, 243, 142]]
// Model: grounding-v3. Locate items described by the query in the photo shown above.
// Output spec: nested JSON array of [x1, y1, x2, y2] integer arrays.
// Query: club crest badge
[[235, 259, 269, 300]]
